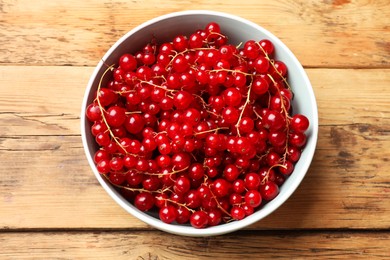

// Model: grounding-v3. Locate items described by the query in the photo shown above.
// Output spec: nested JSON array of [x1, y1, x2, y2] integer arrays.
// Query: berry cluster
[[86, 22, 309, 228]]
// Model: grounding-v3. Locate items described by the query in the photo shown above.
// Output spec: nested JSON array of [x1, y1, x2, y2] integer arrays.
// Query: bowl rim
[[81, 9, 319, 236]]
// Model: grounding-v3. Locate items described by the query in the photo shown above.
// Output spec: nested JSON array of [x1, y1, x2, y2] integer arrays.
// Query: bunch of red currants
[[86, 22, 309, 228]]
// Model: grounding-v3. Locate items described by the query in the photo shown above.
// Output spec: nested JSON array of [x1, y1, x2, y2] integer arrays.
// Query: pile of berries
[[85, 22, 309, 228]]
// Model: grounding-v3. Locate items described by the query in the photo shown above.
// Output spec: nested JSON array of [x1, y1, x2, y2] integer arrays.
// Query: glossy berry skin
[[176, 206, 191, 224], [223, 164, 240, 182], [172, 35, 188, 52], [124, 114, 145, 134], [174, 176, 191, 195], [86, 103, 102, 122], [291, 114, 310, 133], [244, 173, 261, 190], [260, 181, 279, 201], [105, 106, 126, 127], [245, 190, 262, 208], [223, 88, 242, 107], [212, 178, 231, 198], [259, 39, 274, 56], [173, 91, 193, 110], [134, 192, 155, 211], [207, 208, 222, 226], [119, 54, 137, 71], [159, 205, 177, 224], [289, 132, 307, 148], [190, 211, 209, 229], [231, 206, 246, 220]]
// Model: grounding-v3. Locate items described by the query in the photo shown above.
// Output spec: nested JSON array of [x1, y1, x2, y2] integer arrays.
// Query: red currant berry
[[244, 172, 261, 190], [142, 176, 161, 191], [229, 193, 243, 205], [237, 117, 254, 134], [244, 190, 262, 208], [172, 54, 190, 73], [207, 208, 222, 226], [96, 159, 110, 174], [176, 206, 191, 224], [287, 146, 301, 162], [172, 35, 188, 52], [173, 91, 193, 110], [223, 87, 242, 107], [159, 205, 177, 224], [188, 163, 205, 180], [189, 33, 204, 48], [291, 114, 310, 133], [134, 192, 155, 211], [109, 157, 124, 171], [86, 103, 102, 121], [126, 170, 143, 186], [185, 190, 202, 209], [289, 132, 307, 148], [223, 164, 240, 182], [262, 110, 286, 131], [232, 179, 246, 194], [222, 106, 239, 124], [94, 149, 110, 163], [243, 40, 260, 59], [252, 77, 269, 95], [231, 206, 246, 220], [119, 53, 137, 71], [105, 106, 126, 127], [190, 211, 208, 229], [242, 203, 254, 216], [212, 178, 231, 198], [174, 176, 191, 195], [279, 160, 294, 176], [171, 152, 191, 170], [273, 61, 287, 77], [95, 132, 110, 147], [124, 114, 145, 134], [268, 131, 287, 147], [259, 181, 279, 201], [97, 88, 116, 107], [109, 172, 126, 185], [259, 39, 274, 56]]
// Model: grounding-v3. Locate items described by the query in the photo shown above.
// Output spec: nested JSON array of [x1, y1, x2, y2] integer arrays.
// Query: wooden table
[[1, 0, 389, 259]]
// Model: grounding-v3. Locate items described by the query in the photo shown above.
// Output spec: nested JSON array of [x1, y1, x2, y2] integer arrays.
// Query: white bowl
[[81, 10, 318, 236]]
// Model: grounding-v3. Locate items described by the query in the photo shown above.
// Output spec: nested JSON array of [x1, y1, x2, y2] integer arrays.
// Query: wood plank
[[0, 66, 92, 136], [0, 66, 389, 136], [0, 121, 389, 229], [0, 0, 388, 67], [0, 231, 389, 259]]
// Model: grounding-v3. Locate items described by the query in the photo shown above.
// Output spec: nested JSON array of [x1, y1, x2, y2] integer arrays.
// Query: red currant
[[85, 23, 310, 228]]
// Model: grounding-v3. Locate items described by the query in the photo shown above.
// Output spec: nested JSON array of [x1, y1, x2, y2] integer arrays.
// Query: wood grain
[[0, 66, 389, 229], [0, 0, 388, 67], [0, 231, 389, 259]]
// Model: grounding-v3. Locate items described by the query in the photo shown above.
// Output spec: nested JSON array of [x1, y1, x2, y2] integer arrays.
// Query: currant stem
[[142, 166, 190, 177], [163, 198, 195, 213], [102, 173, 151, 193], [235, 78, 253, 137], [262, 163, 287, 185], [267, 73, 291, 164], [207, 184, 232, 218], [193, 127, 229, 136], [95, 64, 136, 157], [257, 42, 292, 91]]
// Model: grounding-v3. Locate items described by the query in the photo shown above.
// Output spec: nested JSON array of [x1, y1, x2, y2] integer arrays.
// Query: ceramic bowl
[[81, 10, 318, 236]]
